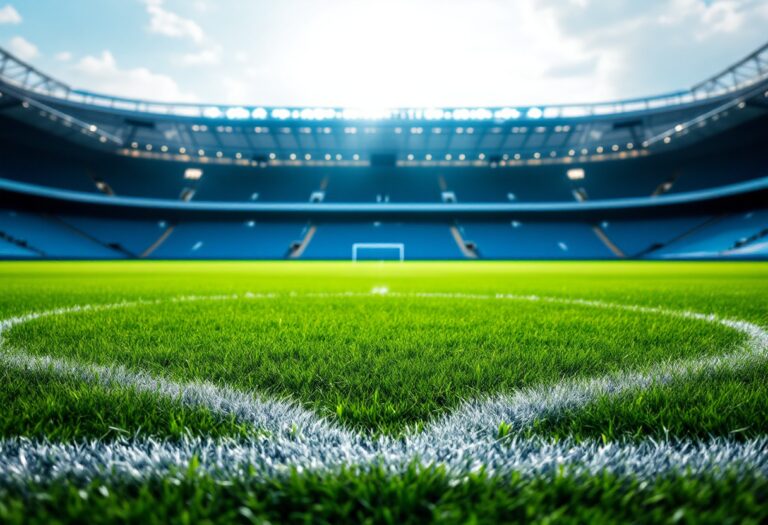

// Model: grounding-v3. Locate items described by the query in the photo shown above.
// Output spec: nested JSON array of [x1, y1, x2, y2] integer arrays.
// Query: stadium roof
[[0, 42, 767, 167]]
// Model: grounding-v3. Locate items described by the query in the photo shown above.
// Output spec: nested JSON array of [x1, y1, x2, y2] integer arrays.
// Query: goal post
[[352, 243, 405, 262]]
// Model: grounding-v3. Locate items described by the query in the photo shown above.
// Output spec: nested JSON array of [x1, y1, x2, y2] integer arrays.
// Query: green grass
[[1, 465, 767, 525], [0, 367, 263, 441], [1, 261, 767, 522], [6, 296, 741, 435]]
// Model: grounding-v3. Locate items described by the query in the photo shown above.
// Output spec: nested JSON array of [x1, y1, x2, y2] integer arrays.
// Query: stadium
[[0, 2, 767, 523], [1, 43, 768, 260]]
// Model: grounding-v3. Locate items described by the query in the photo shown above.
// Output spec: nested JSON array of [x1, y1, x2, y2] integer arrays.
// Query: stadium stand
[[0, 42, 767, 260]]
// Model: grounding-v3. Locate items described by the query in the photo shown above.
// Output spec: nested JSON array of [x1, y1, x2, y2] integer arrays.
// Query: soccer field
[[1, 261, 767, 523]]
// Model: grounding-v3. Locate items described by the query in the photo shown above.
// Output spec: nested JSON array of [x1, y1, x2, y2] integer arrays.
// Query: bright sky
[[1, 0, 767, 107]]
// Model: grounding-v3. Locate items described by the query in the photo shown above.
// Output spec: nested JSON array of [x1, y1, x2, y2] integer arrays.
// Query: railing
[[1, 41, 767, 122]]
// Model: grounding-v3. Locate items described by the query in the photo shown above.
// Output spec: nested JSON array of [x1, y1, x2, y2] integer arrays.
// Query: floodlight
[[203, 107, 223, 119], [225, 107, 249, 119], [184, 168, 203, 180], [527, 107, 543, 119]]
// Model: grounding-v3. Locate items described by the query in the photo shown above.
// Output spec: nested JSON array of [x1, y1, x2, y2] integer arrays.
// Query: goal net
[[352, 243, 405, 262]]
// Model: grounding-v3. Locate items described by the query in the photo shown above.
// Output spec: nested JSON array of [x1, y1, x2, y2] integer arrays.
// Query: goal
[[352, 243, 405, 262]]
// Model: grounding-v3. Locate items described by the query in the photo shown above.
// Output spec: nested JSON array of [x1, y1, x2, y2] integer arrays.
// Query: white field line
[[0, 291, 767, 485]]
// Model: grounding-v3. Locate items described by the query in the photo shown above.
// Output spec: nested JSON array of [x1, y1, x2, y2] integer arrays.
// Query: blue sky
[[1, 0, 767, 107]]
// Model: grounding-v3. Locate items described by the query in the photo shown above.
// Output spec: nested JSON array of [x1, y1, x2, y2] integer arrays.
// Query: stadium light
[[226, 107, 250, 120], [184, 168, 203, 180], [203, 107, 223, 119], [251, 108, 268, 119], [271, 108, 291, 120], [527, 107, 543, 119], [567, 168, 585, 180]]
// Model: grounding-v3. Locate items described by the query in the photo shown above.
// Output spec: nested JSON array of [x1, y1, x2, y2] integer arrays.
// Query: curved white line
[[1, 291, 767, 485]]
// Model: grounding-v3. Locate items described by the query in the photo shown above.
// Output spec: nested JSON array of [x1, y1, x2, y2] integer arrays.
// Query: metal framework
[[0, 48, 69, 97], [0, 41, 766, 123], [692, 42, 768, 98]]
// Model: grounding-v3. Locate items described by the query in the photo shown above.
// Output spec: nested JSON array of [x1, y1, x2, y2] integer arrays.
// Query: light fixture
[[527, 107, 543, 119], [567, 168, 585, 180], [184, 168, 203, 180]]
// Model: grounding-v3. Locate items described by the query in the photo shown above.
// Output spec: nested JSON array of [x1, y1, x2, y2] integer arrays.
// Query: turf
[[5, 295, 741, 435], [1, 261, 767, 523]]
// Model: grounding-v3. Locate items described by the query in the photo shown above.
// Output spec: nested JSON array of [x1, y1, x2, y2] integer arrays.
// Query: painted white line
[[1, 291, 767, 485]]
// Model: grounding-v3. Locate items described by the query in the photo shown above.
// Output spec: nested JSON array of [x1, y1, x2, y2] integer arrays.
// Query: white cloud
[[0, 4, 21, 24], [180, 46, 220, 66], [659, 0, 747, 39], [144, 0, 205, 44], [55, 51, 72, 62], [7, 36, 38, 60], [72, 50, 197, 102]]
